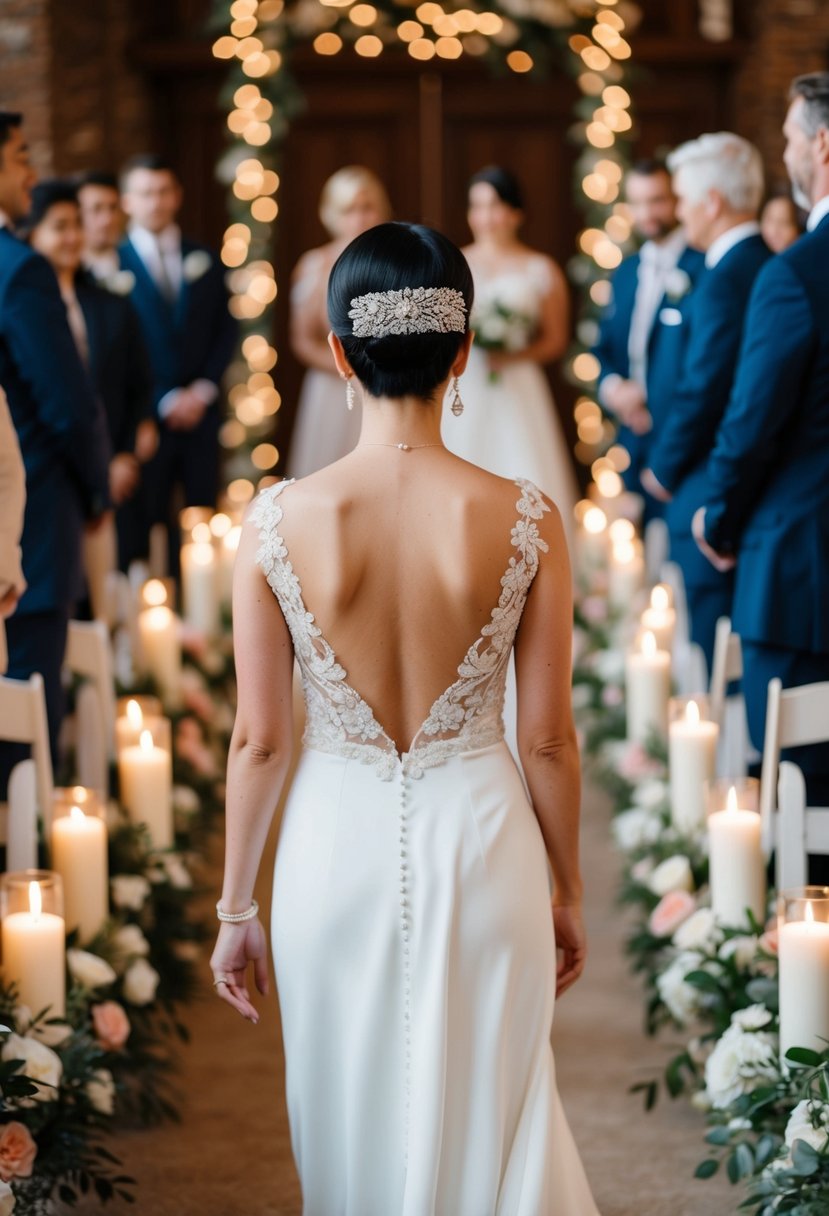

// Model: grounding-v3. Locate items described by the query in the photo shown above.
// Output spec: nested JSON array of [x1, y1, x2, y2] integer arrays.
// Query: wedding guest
[[593, 159, 705, 522], [695, 73, 829, 817], [0, 111, 110, 781], [759, 190, 803, 253], [26, 180, 156, 574], [287, 166, 391, 477], [0, 385, 25, 674], [119, 154, 237, 571], [77, 170, 124, 284], [642, 133, 770, 675]]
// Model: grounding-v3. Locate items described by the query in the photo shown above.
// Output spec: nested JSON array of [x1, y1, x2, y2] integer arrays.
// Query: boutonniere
[[103, 269, 136, 296], [182, 250, 212, 283], [664, 267, 693, 302]]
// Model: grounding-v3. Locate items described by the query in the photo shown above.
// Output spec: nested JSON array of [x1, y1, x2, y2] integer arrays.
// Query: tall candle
[[578, 506, 608, 575], [640, 584, 676, 654], [115, 699, 171, 755], [625, 631, 671, 743], [609, 538, 645, 610], [2, 881, 65, 1017], [51, 806, 108, 944], [779, 901, 829, 1058], [118, 729, 173, 849], [708, 786, 765, 927], [181, 541, 219, 636], [220, 525, 242, 607], [669, 699, 719, 833], [138, 604, 181, 706]]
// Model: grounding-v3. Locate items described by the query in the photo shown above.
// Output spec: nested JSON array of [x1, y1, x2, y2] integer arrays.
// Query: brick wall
[[0, 0, 52, 173]]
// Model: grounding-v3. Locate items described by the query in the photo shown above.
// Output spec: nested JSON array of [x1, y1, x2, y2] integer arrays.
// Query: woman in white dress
[[287, 166, 391, 477], [445, 166, 578, 551], [211, 222, 598, 1215]]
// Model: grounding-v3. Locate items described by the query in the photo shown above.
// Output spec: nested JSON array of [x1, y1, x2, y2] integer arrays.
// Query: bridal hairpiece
[[348, 286, 467, 339]]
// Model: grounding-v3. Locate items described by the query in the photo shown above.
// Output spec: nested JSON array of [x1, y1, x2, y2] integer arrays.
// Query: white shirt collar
[[807, 194, 829, 232], [83, 249, 120, 279], [129, 222, 181, 257], [0, 208, 11, 231], [705, 220, 761, 269], [639, 225, 687, 266]]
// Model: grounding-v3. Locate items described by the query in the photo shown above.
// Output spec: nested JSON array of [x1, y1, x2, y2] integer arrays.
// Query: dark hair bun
[[328, 222, 473, 401], [468, 166, 524, 211]]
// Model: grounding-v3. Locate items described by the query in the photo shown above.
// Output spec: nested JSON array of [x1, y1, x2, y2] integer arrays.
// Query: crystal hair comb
[[348, 286, 467, 339]]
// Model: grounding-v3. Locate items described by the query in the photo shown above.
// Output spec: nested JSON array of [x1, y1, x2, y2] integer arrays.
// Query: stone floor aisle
[[69, 779, 740, 1215]]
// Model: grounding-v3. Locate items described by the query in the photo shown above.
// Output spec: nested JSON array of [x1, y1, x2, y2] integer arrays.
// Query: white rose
[[173, 785, 200, 816], [2, 1033, 63, 1102], [612, 807, 661, 851], [182, 249, 212, 282], [665, 267, 692, 300], [690, 1088, 712, 1112], [111, 874, 151, 911], [112, 924, 151, 959], [732, 1003, 773, 1031], [123, 958, 160, 1006], [656, 951, 703, 1025], [785, 1098, 829, 1153], [67, 949, 117, 990], [649, 855, 694, 897], [86, 1068, 116, 1115], [0, 1180, 13, 1216], [29, 1020, 73, 1048], [104, 269, 136, 296], [631, 857, 655, 883], [673, 908, 720, 952], [719, 936, 760, 969], [632, 779, 670, 811], [594, 648, 626, 683], [704, 1017, 778, 1108], [161, 853, 192, 890], [571, 684, 593, 711]]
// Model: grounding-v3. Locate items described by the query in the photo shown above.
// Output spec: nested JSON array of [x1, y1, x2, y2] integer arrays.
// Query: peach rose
[[91, 1001, 131, 1051], [649, 890, 696, 938], [759, 926, 779, 955], [0, 1120, 36, 1180]]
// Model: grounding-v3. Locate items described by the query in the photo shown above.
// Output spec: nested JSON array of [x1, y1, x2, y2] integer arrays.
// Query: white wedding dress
[[251, 477, 598, 1216], [443, 256, 578, 554]]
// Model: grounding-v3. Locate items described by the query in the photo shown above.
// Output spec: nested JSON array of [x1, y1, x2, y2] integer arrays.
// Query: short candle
[[708, 785, 765, 927], [118, 728, 173, 850], [669, 698, 718, 833], [779, 894, 829, 1059], [625, 630, 671, 743], [2, 879, 65, 1017], [51, 805, 109, 944]]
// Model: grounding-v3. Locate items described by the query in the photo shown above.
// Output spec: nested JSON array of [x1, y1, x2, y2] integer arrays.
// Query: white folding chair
[[64, 620, 116, 795], [0, 672, 55, 839], [776, 761, 829, 889], [760, 677, 829, 860], [644, 518, 670, 586], [660, 559, 708, 694], [708, 616, 753, 777], [3, 759, 38, 869]]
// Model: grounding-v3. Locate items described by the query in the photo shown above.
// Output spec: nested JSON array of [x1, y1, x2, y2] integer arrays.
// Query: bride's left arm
[[490, 257, 570, 369]]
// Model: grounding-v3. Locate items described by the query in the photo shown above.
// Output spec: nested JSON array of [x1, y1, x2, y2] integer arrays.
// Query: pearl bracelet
[[216, 899, 259, 923]]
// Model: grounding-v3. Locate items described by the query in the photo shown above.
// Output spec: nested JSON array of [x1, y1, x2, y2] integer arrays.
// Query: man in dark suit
[[642, 133, 771, 676], [593, 159, 705, 522], [695, 73, 829, 805], [0, 112, 110, 779], [119, 155, 237, 570]]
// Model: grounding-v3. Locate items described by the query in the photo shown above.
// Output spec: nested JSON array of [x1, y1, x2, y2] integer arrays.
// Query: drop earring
[[345, 376, 356, 412], [449, 375, 464, 417]]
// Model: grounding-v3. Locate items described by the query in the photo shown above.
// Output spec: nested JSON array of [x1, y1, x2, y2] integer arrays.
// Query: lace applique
[[250, 477, 549, 780]]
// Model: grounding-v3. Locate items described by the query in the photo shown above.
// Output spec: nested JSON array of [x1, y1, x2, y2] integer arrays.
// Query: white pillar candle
[[708, 786, 766, 927], [625, 631, 671, 743], [779, 902, 829, 1058], [609, 539, 645, 611], [219, 525, 242, 608], [118, 729, 173, 850], [669, 699, 719, 833], [137, 605, 182, 706], [577, 506, 608, 575], [640, 584, 676, 654], [2, 881, 65, 1017], [51, 806, 108, 944], [181, 541, 219, 637]]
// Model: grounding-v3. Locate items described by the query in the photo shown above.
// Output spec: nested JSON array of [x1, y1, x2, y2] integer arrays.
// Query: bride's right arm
[[290, 250, 338, 375], [219, 517, 295, 915]]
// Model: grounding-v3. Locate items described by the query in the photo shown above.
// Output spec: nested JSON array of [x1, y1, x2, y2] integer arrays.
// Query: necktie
[[63, 291, 89, 365], [154, 237, 177, 304]]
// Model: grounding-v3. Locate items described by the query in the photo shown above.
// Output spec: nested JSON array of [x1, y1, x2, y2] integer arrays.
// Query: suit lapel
[[75, 281, 103, 372], [120, 238, 176, 319]]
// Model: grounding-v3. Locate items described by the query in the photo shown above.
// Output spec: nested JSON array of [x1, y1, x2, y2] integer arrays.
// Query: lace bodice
[[250, 478, 550, 779]]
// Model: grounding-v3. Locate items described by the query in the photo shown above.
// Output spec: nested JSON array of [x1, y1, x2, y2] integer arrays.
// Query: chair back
[[760, 678, 829, 856], [4, 759, 38, 870], [0, 673, 54, 833], [644, 518, 669, 585], [64, 620, 116, 760], [776, 760, 829, 889]]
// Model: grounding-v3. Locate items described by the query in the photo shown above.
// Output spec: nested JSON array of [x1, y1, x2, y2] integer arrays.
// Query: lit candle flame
[[192, 522, 212, 545], [609, 518, 634, 544], [583, 506, 607, 535], [143, 579, 167, 607], [139, 729, 154, 753], [192, 542, 215, 567], [806, 900, 815, 924], [726, 786, 738, 814], [642, 630, 657, 657], [29, 881, 42, 919], [126, 699, 143, 729], [614, 540, 635, 565], [146, 605, 173, 631], [651, 585, 670, 612], [70, 805, 86, 824], [686, 699, 701, 726], [223, 525, 242, 553], [210, 512, 232, 538]]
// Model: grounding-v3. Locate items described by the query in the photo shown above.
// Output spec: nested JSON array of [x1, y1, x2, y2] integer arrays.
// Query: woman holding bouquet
[[444, 166, 577, 552]]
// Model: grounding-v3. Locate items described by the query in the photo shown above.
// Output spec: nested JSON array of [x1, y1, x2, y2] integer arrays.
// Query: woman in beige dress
[[0, 385, 26, 672]]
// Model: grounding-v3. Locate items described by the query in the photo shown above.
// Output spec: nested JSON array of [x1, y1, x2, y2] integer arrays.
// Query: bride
[[211, 222, 598, 1214], [446, 165, 579, 551]]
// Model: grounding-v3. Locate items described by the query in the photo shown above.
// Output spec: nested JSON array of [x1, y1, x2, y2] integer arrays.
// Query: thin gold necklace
[[359, 442, 444, 452]]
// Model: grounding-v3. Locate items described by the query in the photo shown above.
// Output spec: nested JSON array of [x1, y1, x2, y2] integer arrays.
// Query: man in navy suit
[[642, 133, 771, 676], [0, 112, 110, 780], [695, 74, 829, 805], [593, 160, 705, 522], [118, 156, 237, 571]]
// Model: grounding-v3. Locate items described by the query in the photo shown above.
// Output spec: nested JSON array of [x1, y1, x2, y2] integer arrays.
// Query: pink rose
[[183, 686, 214, 721], [759, 927, 779, 955], [601, 684, 624, 708], [618, 742, 662, 781], [92, 1001, 131, 1051], [0, 1121, 37, 1180], [582, 596, 608, 625], [179, 624, 208, 659], [648, 890, 696, 938]]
